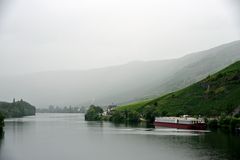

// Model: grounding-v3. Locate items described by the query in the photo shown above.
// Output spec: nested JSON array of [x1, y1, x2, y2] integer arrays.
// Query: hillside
[[116, 61, 240, 118], [0, 100, 36, 118], [0, 40, 240, 107]]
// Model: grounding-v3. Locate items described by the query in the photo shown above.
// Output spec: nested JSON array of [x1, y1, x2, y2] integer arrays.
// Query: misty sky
[[0, 0, 240, 75]]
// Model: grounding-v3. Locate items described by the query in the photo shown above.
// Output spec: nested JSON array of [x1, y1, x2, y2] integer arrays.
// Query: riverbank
[[0, 100, 36, 136], [207, 116, 240, 132], [85, 105, 240, 132]]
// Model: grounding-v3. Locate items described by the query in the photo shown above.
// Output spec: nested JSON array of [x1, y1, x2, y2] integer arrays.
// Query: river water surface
[[0, 113, 239, 160]]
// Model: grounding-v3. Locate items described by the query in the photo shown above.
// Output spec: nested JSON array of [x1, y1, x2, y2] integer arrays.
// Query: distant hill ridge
[[0, 40, 239, 107]]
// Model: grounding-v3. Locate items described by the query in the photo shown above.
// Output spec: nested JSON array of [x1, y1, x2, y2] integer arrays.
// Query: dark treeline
[[85, 106, 141, 123], [84, 105, 141, 123], [0, 113, 4, 132], [37, 105, 87, 113], [207, 115, 240, 131], [0, 99, 36, 118], [85, 105, 103, 121]]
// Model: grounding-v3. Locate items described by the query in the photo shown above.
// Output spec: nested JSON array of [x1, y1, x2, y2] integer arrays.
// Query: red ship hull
[[154, 122, 207, 130]]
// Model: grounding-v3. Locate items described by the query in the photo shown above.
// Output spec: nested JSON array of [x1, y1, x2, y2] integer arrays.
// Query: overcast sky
[[0, 0, 240, 75]]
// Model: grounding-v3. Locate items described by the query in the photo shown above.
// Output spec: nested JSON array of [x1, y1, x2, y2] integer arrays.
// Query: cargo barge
[[154, 116, 207, 130]]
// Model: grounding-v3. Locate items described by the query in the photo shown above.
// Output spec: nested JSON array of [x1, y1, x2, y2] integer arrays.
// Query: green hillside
[[115, 61, 240, 119], [0, 100, 36, 118], [116, 99, 152, 112]]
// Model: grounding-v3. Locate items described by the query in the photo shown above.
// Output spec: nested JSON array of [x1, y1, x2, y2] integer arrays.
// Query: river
[[0, 113, 239, 160]]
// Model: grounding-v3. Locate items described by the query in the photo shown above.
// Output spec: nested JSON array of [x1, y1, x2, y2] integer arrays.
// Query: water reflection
[[0, 113, 239, 160], [0, 127, 4, 157], [199, 131, 240, 160], [0, 127, 4, 142]]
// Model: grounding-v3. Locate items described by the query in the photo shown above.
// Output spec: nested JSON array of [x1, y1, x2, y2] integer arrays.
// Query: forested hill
[[116, 61, 240, 119], [0, 100, 36, 118]]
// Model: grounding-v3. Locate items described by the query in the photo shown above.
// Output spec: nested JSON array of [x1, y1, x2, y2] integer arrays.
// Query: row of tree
[[84, 105, 141, 123]]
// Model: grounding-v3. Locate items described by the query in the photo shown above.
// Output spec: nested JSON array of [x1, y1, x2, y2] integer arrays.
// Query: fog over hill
[[0, 40, 240, 108]]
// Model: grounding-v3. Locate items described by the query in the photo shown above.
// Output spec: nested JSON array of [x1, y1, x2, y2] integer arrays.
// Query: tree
[[127, 110, 140, 123], [110, 110, 125, 123], [142, 105, 157, 123], [85, 105, 103, 121]]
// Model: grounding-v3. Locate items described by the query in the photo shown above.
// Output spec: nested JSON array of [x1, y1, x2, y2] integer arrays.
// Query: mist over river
[[0, 113, 239, 160]]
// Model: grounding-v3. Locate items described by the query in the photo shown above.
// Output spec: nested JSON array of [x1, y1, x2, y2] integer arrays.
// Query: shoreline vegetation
[[85, 61, 240, 132], [0, 99, 36, 118], [0, 113, 4, 134], [0, 99, 36, 132], [85, 105, 240, 132]]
